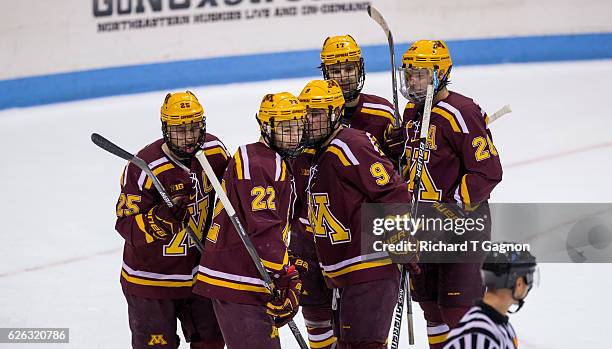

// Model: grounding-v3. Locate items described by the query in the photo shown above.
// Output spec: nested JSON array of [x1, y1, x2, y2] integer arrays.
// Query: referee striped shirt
[[443, 301, 518, 349]]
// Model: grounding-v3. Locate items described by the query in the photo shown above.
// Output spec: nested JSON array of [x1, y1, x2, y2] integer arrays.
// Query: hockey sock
[[420, 301, 449, 349], [440, 306, 471, 329], [303, 305, 336, 349]]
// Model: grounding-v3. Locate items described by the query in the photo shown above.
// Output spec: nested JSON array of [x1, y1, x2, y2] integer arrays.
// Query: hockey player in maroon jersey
[[299, 79, 414, 349], [115, 91, 229, 349], [288, 35, 399, 349], [384, 40, 503, 348], [320, 35, 395, 145], [193, 92, 307, 349]]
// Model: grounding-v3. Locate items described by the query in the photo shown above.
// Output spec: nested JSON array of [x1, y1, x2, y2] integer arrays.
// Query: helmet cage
[[321, 59, 365, 104], [304, 105, 344, 148], [257, 116, 307, 159], [399, 65, 451, 104], [162, 119, 206, 158]]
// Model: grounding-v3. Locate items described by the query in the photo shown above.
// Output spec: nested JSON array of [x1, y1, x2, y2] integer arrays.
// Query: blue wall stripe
[[1, 32, 611, 110]]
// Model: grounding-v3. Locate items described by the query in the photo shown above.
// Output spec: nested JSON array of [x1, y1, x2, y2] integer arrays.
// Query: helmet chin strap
[[508, 282, 532, 314], [508, 299, 525, 314]]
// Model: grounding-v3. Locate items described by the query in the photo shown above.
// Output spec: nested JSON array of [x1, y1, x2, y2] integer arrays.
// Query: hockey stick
[[91, 133, 205, 253], [367, 5, 415, 346], [367, 5, 401, 128], [194, 151, 309, 349], [488, 104, 512, 124]]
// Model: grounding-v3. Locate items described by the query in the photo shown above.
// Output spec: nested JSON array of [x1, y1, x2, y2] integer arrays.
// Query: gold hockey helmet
[[401, 40, 452, 77], [160, 91, 206, 158], [400, 40, 453, 103], [320, 35, 362, 65], [320, 35, 365, 103], [298, 79, 345, 147], [256, 92, 307, 158], [160, 91, 204, 126]]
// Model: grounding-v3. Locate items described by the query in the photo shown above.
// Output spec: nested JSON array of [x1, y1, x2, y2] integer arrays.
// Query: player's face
[[406, 67, 432, 95], [326, 62, 360, 94], [275, 119, 305, 151], [307, 108, 329, 142], [168, 121, 203, 154]]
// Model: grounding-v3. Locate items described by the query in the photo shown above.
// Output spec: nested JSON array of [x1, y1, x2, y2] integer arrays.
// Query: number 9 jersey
[[307, 127, 412, 288]]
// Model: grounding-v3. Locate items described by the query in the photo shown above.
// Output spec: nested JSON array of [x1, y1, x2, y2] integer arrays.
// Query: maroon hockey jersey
[[290, 149, 316, 247], [291, 93, 395, 254], [341, 93, 395, 145], [307, 127, 410, 288], [115, 135, 229, 299], [193, 142, 295, 305], [401, 92, 503, 209]]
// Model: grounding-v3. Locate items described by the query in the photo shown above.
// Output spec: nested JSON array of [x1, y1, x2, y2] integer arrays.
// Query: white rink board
[[2, 0, 612, 79]]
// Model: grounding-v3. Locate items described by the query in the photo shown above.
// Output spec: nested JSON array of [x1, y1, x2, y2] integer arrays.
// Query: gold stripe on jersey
[[322, 259, 392, 278], [262, 250, 289, 272], [144, 163, 175, 190], [135, 214, 154, 243], [460, 175, 471, 207], [326, 146, 352, 166], [405, 102, 416, 110], [361, 107, 394, 124], [196, 274, 270, 294], [204, 146, 229, 160], [212, 197, 225, 218], [121, 270, 194, 288], [234, 149, 244, 180], [432, 107, 462, 133], [304, 148, 317, 155], [279, 160, 287, 181]]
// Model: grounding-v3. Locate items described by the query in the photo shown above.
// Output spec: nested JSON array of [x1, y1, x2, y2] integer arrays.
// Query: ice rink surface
[[1, 59, 612, 348]]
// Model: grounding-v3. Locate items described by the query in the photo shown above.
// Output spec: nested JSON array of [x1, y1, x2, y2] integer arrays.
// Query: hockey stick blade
[[92, 132, 205, 252], [91, 133, 171, 207], [91, 133, 135, 162], [367, 6, 390, 33], [488, 104, 512, 124], [367, 5, 402, 127]]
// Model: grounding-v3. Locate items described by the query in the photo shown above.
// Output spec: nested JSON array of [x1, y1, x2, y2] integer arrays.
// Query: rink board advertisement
[[1, 0, 612, 108]]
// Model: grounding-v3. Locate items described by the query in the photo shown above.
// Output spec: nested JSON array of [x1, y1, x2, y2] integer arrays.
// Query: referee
[[443, 245, 538, 349]]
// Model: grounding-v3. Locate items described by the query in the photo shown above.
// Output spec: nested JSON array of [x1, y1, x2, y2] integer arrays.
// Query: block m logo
[[148, 334, 167, 346]]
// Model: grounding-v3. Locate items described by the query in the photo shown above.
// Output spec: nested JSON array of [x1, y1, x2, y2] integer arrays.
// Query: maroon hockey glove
[[288, 252, 310, 277], [144, 195, 190, 240], [266, 265, 303, 327], [384, 124, 408, 160]]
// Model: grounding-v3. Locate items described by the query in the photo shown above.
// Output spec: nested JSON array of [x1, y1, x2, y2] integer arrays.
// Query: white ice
[[1, 59, 612, 348]]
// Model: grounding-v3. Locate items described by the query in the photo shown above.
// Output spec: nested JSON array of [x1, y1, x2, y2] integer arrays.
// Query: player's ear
[[515, 276, 527, 293]]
